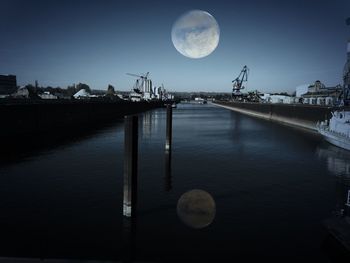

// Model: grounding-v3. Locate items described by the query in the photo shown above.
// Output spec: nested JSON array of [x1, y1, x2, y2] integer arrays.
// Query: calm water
[[0, 103, 349, 262]]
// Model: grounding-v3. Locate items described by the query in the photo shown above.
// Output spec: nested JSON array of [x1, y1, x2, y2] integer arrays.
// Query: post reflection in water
[[122, 216, 137, 263], [164, 150, 172, 192]]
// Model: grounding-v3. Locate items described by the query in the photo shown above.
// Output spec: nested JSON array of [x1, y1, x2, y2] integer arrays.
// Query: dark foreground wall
[[0, 99, 164, 137], [213, 101, 348, 132]]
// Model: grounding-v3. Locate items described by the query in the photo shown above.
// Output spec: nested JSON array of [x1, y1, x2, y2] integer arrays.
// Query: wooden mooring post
[[165, 104, 172, 151], [123, 115, 138, 218]]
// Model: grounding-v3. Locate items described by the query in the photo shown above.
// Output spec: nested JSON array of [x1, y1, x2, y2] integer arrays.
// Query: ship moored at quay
[[317, 111, 350, 151]]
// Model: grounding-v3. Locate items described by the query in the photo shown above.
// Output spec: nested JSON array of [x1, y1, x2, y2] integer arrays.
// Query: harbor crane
[[126, 72, 150, 94], [232, 65, 249, 100]]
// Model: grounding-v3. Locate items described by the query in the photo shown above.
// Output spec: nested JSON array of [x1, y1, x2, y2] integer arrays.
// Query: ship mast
[[342, 17, 350, 106]]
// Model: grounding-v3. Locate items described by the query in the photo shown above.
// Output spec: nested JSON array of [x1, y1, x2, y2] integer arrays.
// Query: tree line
[[22, 83, 117, 97]]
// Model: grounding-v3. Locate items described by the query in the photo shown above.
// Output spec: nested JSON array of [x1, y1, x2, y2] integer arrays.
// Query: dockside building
[[0, 74, 17, 97]]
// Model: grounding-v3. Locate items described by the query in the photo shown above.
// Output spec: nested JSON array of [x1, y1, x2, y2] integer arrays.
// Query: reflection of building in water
[[316, 144, 350, 178], [231, 111, 242, 141], [325, 153, 350, 177], [229, 111, 246, 155], [334, 179, 350, 216], [317, 144, 350, 216], [140, 111, 160, 139]]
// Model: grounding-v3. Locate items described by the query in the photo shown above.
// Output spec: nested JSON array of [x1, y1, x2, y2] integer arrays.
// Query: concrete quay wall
[[213, 101, 340, 132]]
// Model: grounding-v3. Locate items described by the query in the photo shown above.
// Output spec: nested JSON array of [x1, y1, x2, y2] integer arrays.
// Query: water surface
[[0, 103, 349, 262]]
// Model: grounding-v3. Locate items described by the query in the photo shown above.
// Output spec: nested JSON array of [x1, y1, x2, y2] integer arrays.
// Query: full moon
[[177, 189, 216, 229], [171, 10, 220, 59]]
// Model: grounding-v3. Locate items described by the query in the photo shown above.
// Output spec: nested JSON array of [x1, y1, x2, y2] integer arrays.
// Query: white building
[[12, 86, 29, 98], [73, 89, 91, 99], [39, 91, 57, 99], [129, 92, 142, 102], [296, 84, 309, 97], [300, 80, 342, 106], [260, 94, 294, 104]]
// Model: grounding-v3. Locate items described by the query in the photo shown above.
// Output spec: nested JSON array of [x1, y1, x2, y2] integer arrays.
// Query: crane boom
[[126, 73, 142, 78], [126, 72, 149, 79], [126, 72, 151, 95]]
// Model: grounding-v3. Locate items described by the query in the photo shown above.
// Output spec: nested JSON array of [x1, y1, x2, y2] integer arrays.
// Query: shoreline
[[0, 99, 165, 137], [212, 101, 343, 133]]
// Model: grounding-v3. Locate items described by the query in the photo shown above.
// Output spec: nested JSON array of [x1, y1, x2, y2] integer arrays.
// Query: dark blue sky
[[1, 0, 349, 93]]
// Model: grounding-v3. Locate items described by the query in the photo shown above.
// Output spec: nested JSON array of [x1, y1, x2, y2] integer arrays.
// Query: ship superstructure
[[317, 111, 350, 151]]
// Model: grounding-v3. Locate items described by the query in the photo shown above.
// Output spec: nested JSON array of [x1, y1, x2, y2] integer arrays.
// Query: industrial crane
[[126, 72, 150, 94], [232, 65, 249, 100]]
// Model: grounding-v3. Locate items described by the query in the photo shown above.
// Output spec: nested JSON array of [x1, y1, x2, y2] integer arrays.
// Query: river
[[0, 103, 349, 262]]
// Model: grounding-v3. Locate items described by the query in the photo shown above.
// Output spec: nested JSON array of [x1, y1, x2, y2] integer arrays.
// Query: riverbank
[[212, 101, 345, 132], [0, 99, 164, 137]]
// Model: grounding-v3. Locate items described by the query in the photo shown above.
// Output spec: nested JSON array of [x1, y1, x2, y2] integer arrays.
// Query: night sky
[[1, 0, 349, 93]]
